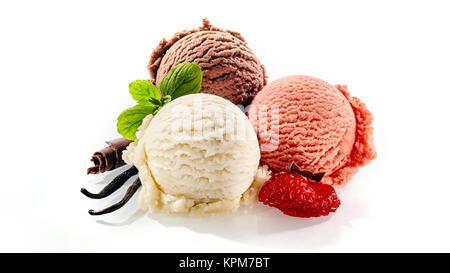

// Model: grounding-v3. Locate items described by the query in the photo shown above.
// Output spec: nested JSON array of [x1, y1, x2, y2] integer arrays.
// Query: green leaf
[[129, 80, 161, 105], [161, 95, 172, 106], [152, 106, 161, 115], [117, 104, 155, 140], [148, 97, 161, 106], [159, 62, 202, 99]]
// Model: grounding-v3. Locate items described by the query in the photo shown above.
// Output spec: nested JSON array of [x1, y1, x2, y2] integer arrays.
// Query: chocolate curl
[[286, 162, 325, 182], [87, 138, 132, 175]]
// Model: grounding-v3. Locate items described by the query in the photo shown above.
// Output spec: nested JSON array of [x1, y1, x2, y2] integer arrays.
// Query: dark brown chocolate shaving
[[87, 138, 132, 175], [286, 162, 325, 182], [88, 178, 142, 216], [81, 166, 138, 199]]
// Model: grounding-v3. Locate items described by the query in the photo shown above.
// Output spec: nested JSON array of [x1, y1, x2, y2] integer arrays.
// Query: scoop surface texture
[[248, 75, 376, 185], [124, 94, 262, 214], [149, 19, 267, 105]]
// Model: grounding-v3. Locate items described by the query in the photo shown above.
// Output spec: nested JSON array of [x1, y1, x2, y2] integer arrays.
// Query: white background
[[1, 0, 449, 252]]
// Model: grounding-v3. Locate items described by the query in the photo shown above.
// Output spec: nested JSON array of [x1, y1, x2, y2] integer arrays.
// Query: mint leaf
[[159, 62, 202, 99], [161, 95, 172, 106], [148, 97, 161, 106], [117, 104, 155, 140], [129, 80, 161, 105]]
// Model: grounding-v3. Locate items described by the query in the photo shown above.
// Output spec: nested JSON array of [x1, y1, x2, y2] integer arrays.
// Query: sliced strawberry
[[258, 172, 340, 218]]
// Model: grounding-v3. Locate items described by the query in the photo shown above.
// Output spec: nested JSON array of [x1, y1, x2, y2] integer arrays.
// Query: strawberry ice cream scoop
[[248, 75, 376, 185]]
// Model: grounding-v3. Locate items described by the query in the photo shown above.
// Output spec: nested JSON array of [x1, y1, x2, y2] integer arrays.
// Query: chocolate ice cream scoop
[[148, 19, 267, 105]]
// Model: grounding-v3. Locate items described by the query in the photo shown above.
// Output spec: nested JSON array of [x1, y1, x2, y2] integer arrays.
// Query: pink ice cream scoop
[[248, 75, 376, 185]]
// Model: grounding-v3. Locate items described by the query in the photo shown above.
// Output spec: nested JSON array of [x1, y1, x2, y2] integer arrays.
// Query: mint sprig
[[117, 62, 202, 140]]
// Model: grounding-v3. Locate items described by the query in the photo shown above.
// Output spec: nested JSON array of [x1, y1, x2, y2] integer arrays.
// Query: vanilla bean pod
[[81, 166, 138, 199], [88, 178, 142, 216]]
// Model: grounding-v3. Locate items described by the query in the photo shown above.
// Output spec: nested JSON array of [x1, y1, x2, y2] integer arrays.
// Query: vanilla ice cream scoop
[[123, 94, 266, 215]]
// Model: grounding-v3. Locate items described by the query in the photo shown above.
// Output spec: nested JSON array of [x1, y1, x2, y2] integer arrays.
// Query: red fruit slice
[[258, 172, 340, 218]]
